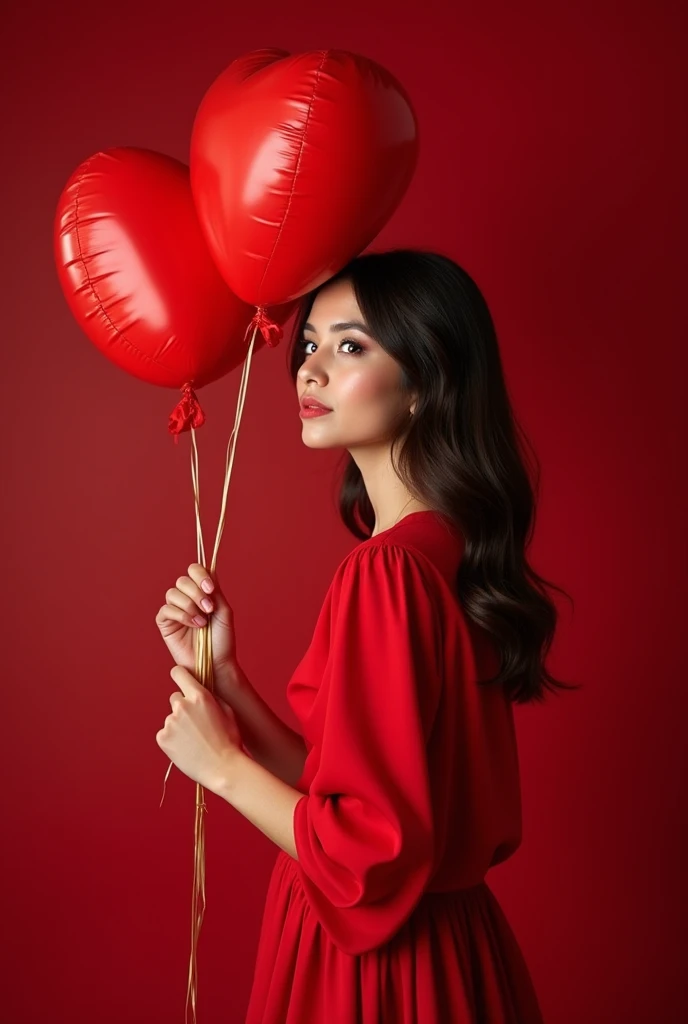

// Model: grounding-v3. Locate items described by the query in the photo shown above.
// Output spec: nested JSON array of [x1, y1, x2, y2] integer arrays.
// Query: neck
[[348, 442, 431, 536]]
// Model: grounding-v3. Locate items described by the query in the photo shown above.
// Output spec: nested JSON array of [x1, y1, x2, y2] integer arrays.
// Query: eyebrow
[[303, 320, 373, 336]]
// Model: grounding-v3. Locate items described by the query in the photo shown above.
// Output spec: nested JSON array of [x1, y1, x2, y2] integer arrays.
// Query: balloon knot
[[168, 381, 206, 442], [246, 306, 283, 348]]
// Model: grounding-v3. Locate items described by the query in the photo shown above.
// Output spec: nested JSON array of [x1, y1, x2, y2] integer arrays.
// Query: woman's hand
[[155, 563, 238, 677], [155, 665, 245, 793]]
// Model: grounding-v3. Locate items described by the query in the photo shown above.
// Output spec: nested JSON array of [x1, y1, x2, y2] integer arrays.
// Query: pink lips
[[300, 395, 332, 416], [300, 406, 332, 418]]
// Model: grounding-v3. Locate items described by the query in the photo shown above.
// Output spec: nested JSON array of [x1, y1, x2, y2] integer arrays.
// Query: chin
[[300, 420, 346, 449], [301, 434, 339, 449]]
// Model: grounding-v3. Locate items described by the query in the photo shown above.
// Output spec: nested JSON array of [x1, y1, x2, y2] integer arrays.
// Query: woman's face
[[296, 278, 414, 450]]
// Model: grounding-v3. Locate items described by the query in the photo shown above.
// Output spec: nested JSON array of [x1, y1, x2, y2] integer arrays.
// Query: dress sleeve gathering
[[292, 542, 445, 955]]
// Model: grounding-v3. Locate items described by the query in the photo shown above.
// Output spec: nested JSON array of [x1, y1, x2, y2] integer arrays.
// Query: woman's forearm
[[215, 751, 301, 860], [214, 662, 308, 788]]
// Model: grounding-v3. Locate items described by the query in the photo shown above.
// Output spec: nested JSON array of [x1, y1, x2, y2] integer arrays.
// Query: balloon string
[[158, 317, 262, 1024], [208, 316, 261, 575], [166, 305, 281, 444]]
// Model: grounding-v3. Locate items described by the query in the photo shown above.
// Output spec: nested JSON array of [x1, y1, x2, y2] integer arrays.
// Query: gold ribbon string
[[158, 318, 261, 1024]]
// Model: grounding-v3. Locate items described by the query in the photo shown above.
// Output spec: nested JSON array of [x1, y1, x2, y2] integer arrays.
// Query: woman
[[156, 249, 577, 1022]]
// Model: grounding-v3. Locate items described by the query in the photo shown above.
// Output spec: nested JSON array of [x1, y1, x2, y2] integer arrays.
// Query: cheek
[[339, 368, 398, 406]]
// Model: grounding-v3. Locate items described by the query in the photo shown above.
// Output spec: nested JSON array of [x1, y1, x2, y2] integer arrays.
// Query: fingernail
[[201, 578, 214, 593], [200, 597, 213, 613], [192, 615, 207, 626]]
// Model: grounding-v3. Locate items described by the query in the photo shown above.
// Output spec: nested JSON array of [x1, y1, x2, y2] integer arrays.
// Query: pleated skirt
[[244, 851, 544, 1023]]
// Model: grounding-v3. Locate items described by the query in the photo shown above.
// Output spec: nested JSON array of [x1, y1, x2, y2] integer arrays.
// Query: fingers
[[187, 562, 215, 595], [188, 563, 232, 617], [156, 564, 225, 633], [156, 602, 207, 630], [169, 566, 215, 620]]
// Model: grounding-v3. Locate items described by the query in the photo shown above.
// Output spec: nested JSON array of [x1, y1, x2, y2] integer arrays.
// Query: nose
[[297, 353, 327, 387]]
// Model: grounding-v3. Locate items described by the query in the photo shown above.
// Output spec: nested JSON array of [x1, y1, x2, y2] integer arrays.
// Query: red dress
[[245, 510, 544, 1023]]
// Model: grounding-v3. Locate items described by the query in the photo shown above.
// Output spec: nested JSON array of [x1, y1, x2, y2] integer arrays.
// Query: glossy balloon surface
[[54, 147, 293, 389], [190, 48, 419, 306]]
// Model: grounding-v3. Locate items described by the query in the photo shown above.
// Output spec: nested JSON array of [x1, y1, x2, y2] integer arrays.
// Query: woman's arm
[[214, 662, 308, 788]]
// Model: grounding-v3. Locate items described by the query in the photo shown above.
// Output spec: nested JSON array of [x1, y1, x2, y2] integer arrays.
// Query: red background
[[3, 1, 686, 1021]]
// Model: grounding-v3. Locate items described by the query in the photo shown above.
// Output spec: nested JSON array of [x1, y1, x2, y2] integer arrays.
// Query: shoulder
[[332, 511, 463, 591], [331, 539, 446, 600]]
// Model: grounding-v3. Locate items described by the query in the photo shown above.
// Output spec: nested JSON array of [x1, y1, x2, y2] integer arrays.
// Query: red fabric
[[245, 511, 544, 1023]]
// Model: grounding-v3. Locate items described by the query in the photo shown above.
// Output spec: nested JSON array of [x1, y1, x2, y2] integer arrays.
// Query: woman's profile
[[157, 247, 576, 1022], [242, 248, 576, 1021]]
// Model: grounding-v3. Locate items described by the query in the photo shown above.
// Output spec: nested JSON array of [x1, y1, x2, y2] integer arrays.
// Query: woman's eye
[[298, 338, 364, 356], [341, 340, 364, 354]]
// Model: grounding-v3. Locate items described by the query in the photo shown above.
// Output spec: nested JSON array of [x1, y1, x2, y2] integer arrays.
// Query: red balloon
[[189, 48, 419, 307], [54, 146, 293, 392]]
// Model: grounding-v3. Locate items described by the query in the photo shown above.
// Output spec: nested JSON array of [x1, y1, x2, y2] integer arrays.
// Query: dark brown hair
[[286, 248, 578, 704]]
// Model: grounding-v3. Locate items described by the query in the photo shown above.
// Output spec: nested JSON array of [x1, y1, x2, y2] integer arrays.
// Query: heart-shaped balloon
[[190, 48, 420, 307], [54, 146, 294, 392]]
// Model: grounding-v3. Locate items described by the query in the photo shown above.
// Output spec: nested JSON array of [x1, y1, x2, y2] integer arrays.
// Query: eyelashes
[[297, 339, 365, 357]]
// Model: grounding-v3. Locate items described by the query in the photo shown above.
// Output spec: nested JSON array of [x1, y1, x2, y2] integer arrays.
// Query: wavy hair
[[286, 248, 578, 704]]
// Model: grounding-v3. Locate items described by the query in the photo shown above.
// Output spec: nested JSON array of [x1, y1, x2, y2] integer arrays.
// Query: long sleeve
[[292, 543, 445, 955]]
